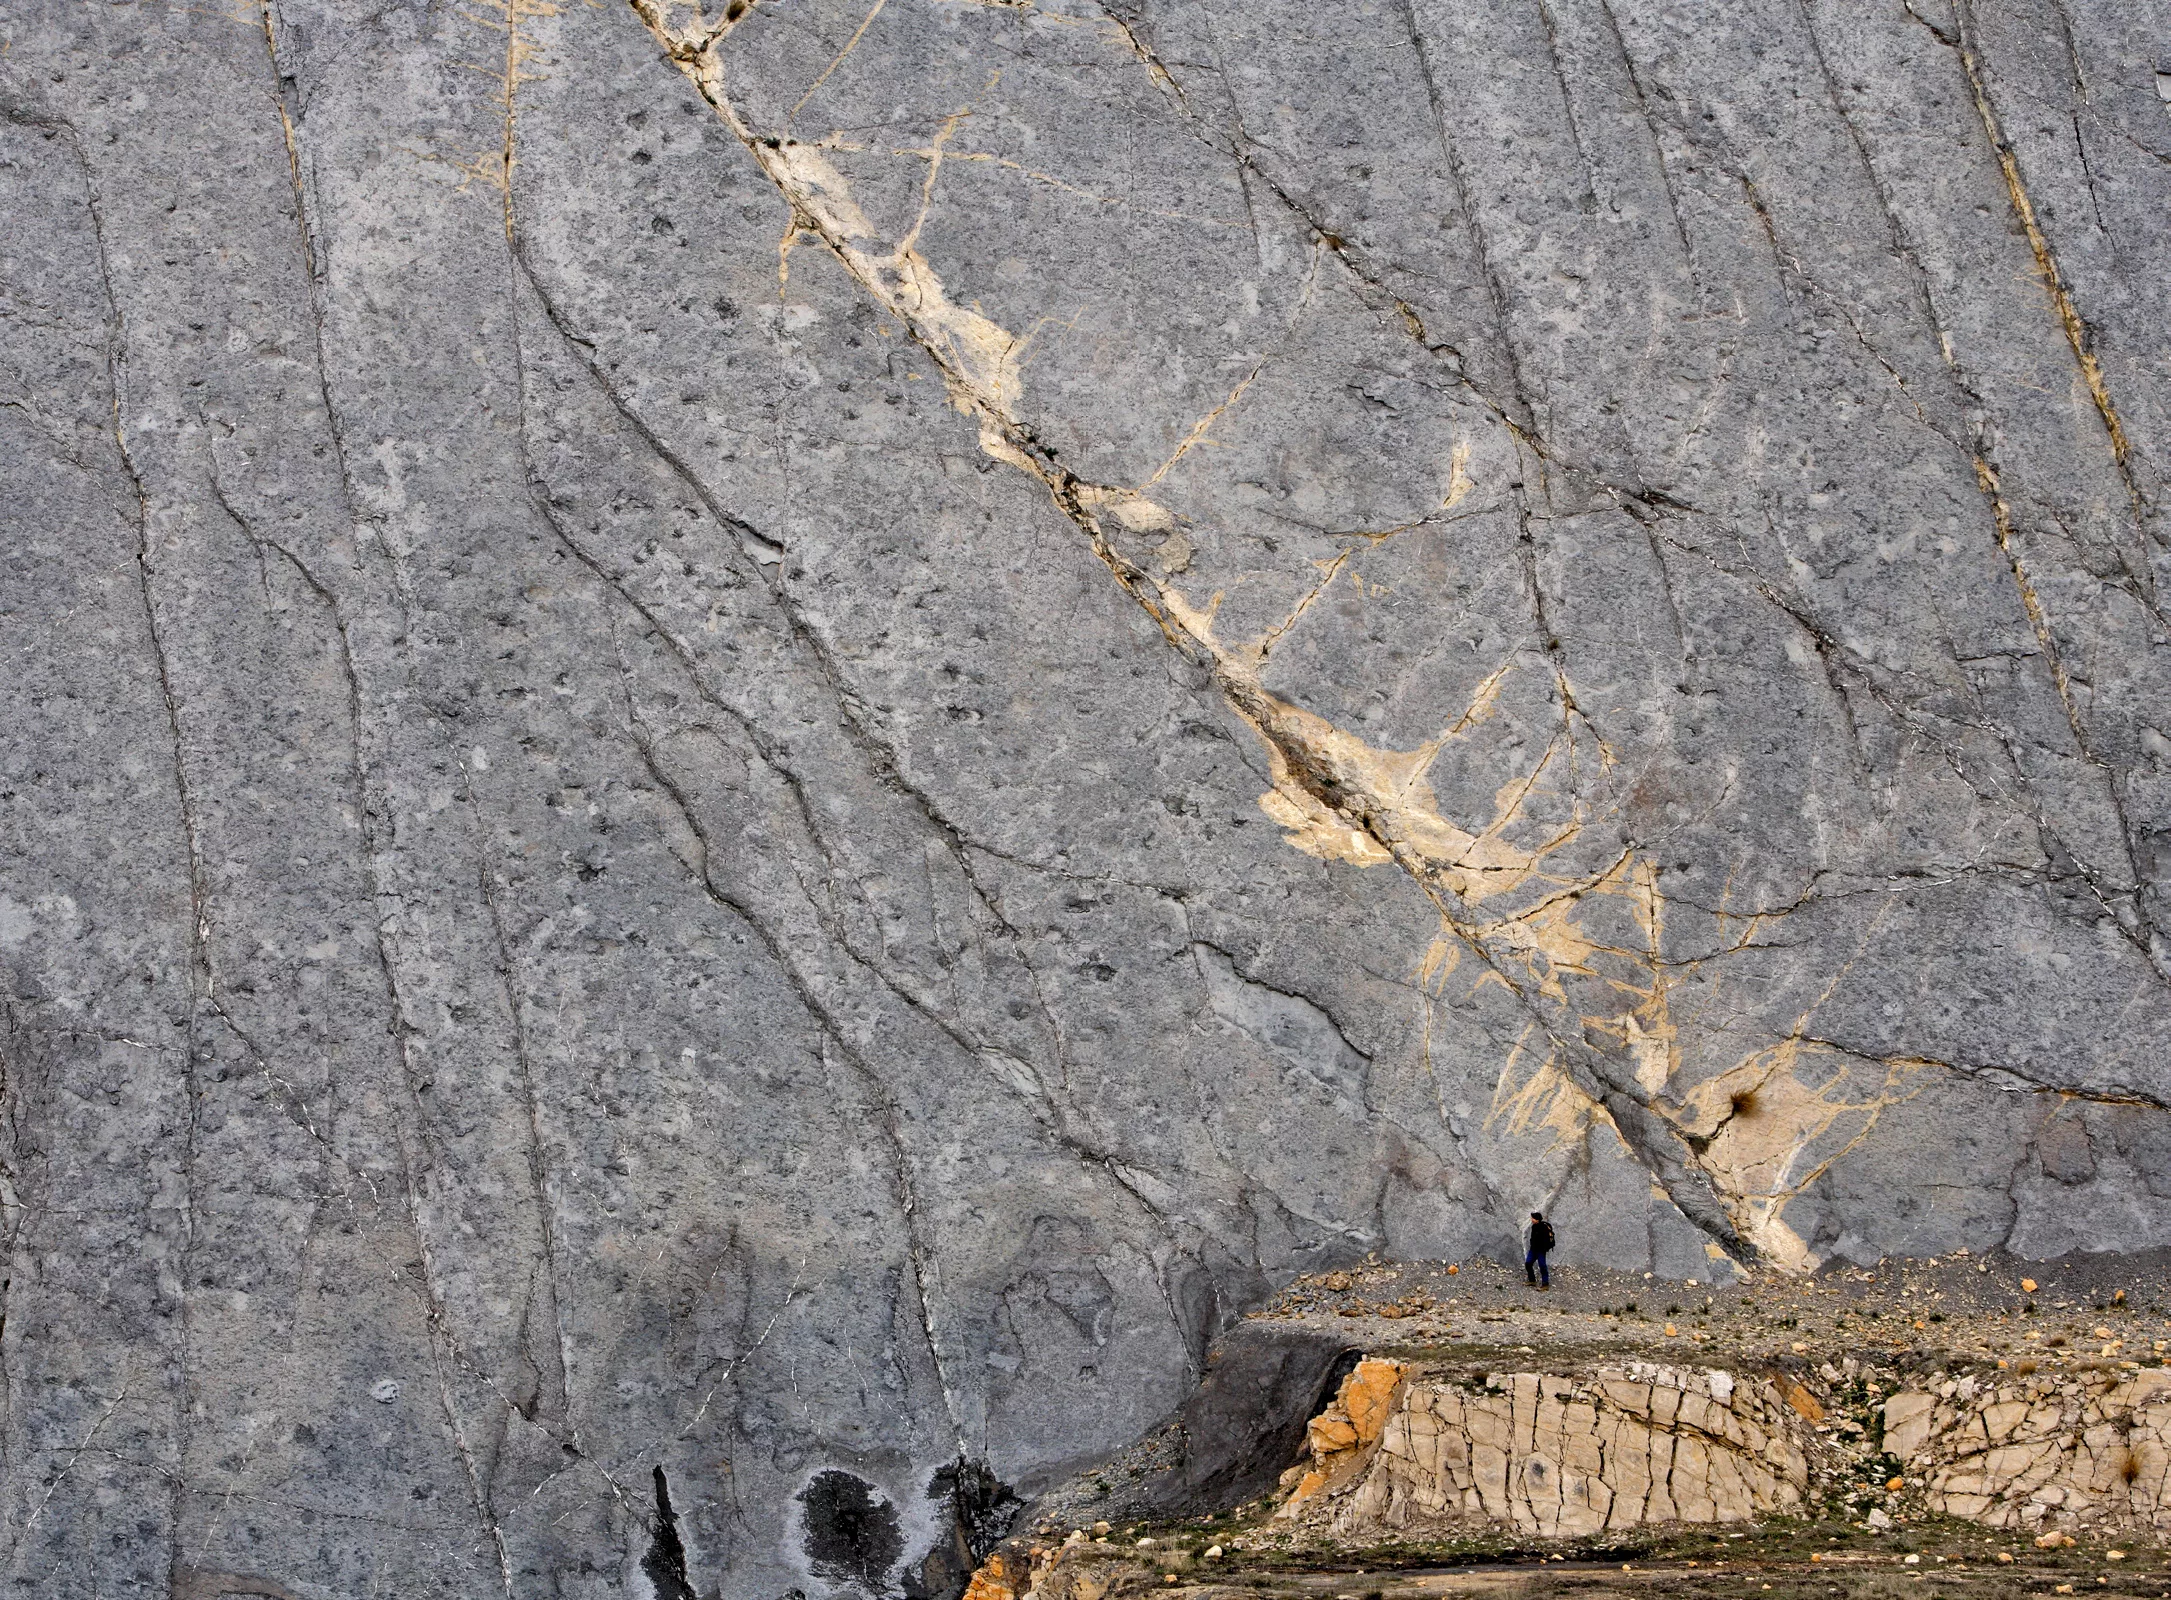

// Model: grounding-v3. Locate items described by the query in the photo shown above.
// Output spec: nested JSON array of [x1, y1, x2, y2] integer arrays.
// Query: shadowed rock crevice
[[1149, 1324, 1364, 1514], [905, 1460, 1023, 1600], [800, 1470, 908, 1593], [643, 1466, 698, 1600]]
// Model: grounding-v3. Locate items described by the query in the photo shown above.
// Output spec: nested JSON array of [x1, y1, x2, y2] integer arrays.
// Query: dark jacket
[[1528, 1219, 1555, 1254]]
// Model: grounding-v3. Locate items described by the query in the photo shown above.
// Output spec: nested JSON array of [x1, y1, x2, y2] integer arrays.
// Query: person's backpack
[[1533, 1220, 1555, 1253]]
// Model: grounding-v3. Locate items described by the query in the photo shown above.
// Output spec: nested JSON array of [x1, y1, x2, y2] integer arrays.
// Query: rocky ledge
[[959, 1252, 2171, 1600]]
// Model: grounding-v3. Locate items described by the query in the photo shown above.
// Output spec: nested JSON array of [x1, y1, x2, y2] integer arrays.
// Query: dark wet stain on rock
[[904, 1458, 1021, 1599], [643, 1465, 697, 1600], [800, 1469, 904, 1591]]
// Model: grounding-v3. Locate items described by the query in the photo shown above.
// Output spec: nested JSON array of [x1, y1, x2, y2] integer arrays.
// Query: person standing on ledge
[[1526, 1211, 1554, 1290]]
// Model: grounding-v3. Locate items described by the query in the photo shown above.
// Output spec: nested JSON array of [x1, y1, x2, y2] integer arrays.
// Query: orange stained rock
[[1284, 1467, 1329, 1508], [1341, 1358, 1408, 1443], [1307, 1413, 1360, 1454], [962, 1553, 1016, 1600], [1280, 1358, 1411, 1518], [1785, 1382, 1825, 1423]]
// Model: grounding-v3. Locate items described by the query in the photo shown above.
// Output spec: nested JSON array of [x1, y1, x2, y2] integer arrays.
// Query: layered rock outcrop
[[1267, 1356, 2171, 1543], [3, 0, 2169, 1593], [1888, 1370, 2171, 1531], [1346, 1367, 1813, 1536], [1279, 1363, 1812, 1538]]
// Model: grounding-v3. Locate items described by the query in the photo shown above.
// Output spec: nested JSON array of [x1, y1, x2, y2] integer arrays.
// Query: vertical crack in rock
[[200, 471, 369, 1168], [513, 473, 975, 1452], [1951, 0, 2140, 498], [1906, 3, 2170, 981], [512, 238, 1069, 1047], [516, 478, 974, 1447], [643, 1466, 698, 1600], [1391, 0, 1537, 423], [462, 756, 576, 1438], [1885, 8, 2171, 986], [213, 456, 529, 1580], [55, 100, 208, 1587], [1589, 0, 1701, 285], [432, 249, 581, 1441], [509, 244, 1214, 1353], [1728, 164, 1934, 434], [256, 1, 314, 279], [1094, 2, 1482, 377], [1789, 0, 2170, 917], [1966, 449, 2165, 976], [229, 21, 533, 1583], [420, 0, 556, 239]]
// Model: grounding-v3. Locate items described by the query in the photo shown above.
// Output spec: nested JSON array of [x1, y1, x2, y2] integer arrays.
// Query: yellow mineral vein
[[789, 0, 889, 122], [1956, 37, 2134, 475], [617, 3, 1997, 1274], [1487, 1027, 1613, 1149]]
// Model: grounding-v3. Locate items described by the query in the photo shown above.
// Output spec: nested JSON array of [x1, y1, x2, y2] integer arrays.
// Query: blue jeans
[[1525, 1250, 1549, 1287]]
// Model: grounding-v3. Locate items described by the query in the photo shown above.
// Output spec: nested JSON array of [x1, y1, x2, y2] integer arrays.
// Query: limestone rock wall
[[1887, 1371, 2171, 1531], [1332, 1366, 1812, 1537], [2, 0, 2169, 1593]]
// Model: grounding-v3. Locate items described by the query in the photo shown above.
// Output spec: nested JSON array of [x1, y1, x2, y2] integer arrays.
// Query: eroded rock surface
[[1889, 1371, 2171, 1531], [1340, 1367, 1812, 1537], [2, 0, 2169, 1594]]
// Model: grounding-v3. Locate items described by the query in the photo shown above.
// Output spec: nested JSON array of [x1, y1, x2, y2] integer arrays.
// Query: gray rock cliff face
[[1, 0, 2166, 1593]]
